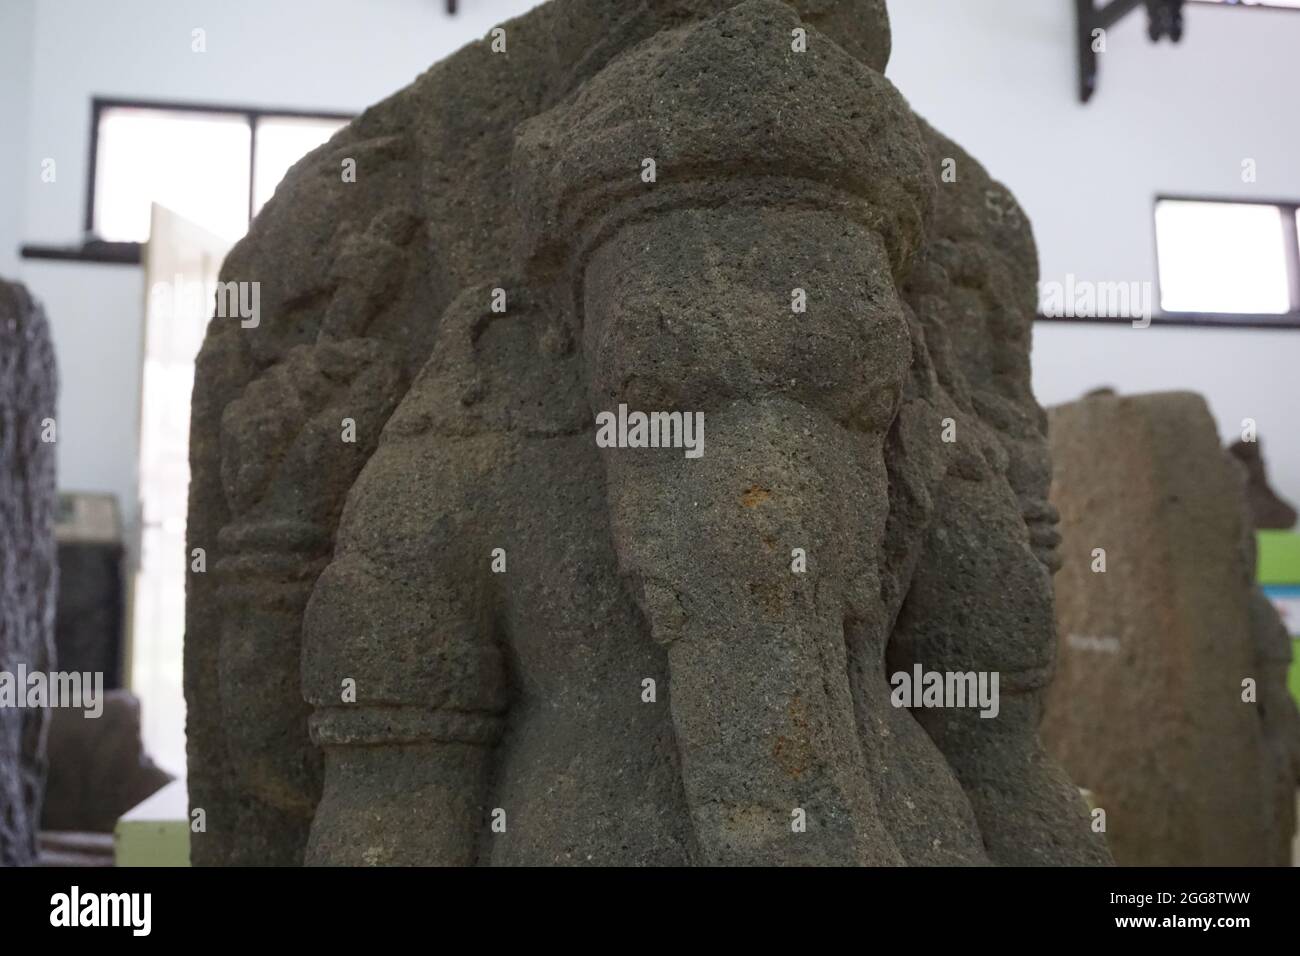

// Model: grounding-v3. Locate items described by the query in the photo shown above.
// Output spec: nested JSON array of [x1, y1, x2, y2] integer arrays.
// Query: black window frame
[[22, 96, 354, 265], [1150, 193, 1300, 330], [84, 95, 355, 241], [1037, 194, 1300, 331]]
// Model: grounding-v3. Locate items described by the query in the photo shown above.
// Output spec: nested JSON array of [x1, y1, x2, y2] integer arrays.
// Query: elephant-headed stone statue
[[186, 0, 1111, 867]]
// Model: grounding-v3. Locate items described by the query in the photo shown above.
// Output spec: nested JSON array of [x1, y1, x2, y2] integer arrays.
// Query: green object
[[114, 781, 190, 867], [1257, 531, 1300, 585], [1256, 532, 1300, 709], [1291, 642, 1300, 707]]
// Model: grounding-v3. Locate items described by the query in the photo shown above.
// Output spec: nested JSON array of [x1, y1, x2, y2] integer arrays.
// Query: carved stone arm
[[213, 339, 405, 861], [515, 0, 933, 864]]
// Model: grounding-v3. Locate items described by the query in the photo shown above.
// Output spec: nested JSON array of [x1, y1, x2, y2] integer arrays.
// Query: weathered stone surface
[[1044, 391, 1300, 865], [1234, 442, 1300, 865], [41, 691, 171, 833], [1228, 438, 1297, 531], [0, 277, 58, 867], [187, 0, 1107, 865]]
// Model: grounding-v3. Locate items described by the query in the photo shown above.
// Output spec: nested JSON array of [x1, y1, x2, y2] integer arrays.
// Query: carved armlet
[[215, 519, 333, 608]]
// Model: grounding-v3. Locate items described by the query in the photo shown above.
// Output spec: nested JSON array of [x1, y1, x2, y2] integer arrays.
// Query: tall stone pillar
[[0, 278, 59, 866]]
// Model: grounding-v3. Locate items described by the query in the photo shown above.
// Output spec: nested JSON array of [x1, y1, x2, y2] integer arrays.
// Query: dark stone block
[[40, 690, 171, 833], [54, 495, 126, 690]]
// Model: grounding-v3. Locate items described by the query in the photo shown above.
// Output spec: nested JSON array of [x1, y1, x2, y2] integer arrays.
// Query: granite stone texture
[[1044, 391, 1300, 866], [0, 278, 59, 867], [186, 0, 1108, 866]]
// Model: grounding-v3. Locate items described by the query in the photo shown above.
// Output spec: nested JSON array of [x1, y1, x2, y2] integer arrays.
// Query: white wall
[[0, 0, 35, 279], [8, 0, 1300, 523], [886, 0, 1300, 501]]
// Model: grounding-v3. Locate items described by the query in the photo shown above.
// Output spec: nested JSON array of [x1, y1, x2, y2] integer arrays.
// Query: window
[[1155, 197, 1300, 322], [88, 98, 352, 244], [251, 115, 350, 217]]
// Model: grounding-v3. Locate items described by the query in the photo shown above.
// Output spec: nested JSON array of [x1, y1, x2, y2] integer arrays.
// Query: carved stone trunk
[[0, 278, 59, 867]]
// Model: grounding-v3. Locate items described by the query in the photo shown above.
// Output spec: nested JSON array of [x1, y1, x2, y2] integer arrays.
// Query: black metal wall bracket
[[1077, 0, 1186, 102]]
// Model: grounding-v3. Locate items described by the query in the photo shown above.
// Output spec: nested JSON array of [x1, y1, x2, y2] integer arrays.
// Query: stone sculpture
[[42, 691, 171, 834], [0, 278, 58, 867], [1044, 390, 1300, 865], [1228, 438, 1298, 531], [186, 0, 1109, 866]]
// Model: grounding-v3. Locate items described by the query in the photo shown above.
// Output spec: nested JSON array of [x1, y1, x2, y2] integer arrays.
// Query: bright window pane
[[1155, 200, 1292, 314], [252, 116, 347, 217], [94, 107, 251, 243]]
